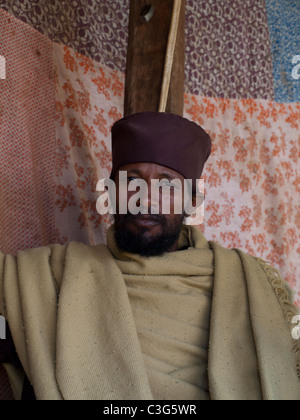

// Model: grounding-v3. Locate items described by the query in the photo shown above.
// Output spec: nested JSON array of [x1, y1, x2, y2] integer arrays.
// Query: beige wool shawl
[[0, 225, 299, 400]]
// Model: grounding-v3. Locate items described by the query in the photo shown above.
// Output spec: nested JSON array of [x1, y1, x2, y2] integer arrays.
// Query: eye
[[127, 177, 145, 189], [160, 180, 173, 188], [160, 179, 182, 190], [127, 176, 139, 183]]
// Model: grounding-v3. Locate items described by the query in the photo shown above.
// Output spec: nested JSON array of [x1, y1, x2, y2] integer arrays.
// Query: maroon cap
[[110, 112, 211, 185]]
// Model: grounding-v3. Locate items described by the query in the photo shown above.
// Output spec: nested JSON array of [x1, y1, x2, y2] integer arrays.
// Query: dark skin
[[114, 162, 197, 254]]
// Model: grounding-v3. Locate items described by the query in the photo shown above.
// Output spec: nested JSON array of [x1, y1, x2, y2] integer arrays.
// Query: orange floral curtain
[[0, 0, 299, 400]]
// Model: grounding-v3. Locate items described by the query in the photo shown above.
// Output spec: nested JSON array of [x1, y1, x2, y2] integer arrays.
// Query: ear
[[184, 192, 197, 216], [191, 192, 197, 209], [183, 191, 204, 215], [183, 191, 205, 226], [187, 191, 205, 214]]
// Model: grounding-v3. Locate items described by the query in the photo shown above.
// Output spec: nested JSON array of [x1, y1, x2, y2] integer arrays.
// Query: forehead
[[117, 162, 185, 180]]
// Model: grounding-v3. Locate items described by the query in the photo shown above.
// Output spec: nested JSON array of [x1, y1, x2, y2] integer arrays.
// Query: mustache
[[115, 212, 167, 225], [124, 213, 164, 222]]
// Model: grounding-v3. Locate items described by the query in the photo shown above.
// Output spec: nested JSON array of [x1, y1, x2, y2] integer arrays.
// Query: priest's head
[[109, 112, 212, 256]]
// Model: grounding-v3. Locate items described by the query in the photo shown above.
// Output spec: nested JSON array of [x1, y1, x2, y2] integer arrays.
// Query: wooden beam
[[124, 0, 186, 117]]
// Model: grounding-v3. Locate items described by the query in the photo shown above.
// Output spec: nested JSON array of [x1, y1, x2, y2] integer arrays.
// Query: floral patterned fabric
[[0, 10, 57, 253], [54, 43, 124, 246], [0, 0, 299, 400], [53, 42, 300, 305], [185, 94, 300, 302], [0, 0, 277, 100]]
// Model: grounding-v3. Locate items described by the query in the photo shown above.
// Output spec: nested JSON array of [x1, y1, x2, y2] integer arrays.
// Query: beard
[[113, 213, 185, 257]]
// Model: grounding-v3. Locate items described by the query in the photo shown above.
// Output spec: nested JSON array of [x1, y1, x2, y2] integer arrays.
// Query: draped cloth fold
[[0, 226, 299, 400]]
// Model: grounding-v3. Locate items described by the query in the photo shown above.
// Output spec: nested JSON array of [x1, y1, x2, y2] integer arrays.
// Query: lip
[[128, 215, 161, 227]]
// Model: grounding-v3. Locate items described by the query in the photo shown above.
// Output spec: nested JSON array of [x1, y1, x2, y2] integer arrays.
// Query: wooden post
[[124, 0, 186, 117]]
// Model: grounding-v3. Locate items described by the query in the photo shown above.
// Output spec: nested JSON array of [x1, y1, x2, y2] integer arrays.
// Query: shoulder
[[0, 319, 20, 366], [63, 241, 111, 261], [209, 240, 298, 319], [234, 247, 296, 308], [209, 241, 300, 380]]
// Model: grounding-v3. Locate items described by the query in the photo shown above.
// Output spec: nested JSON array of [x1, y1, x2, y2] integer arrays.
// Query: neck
[[166, 240, 179, 253]]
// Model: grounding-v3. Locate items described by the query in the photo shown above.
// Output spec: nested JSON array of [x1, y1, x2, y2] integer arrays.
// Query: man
[[0, 112, 299, 400]]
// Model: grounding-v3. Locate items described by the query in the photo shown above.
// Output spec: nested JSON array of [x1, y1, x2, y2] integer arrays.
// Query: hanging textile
[[0, 0, 299, 400]]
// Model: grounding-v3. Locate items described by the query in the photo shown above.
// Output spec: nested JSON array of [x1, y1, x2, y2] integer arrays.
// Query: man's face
[[113, 162, 187, 256]]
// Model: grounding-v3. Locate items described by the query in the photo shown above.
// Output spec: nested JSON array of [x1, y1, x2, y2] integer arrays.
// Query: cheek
[[157, 214, 184, 239], [115, 184, 130, 213], [165, 189, 185, 215], [115, 183, 186, 216]]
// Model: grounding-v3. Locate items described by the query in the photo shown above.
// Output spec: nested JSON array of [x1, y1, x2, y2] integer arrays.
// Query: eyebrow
[[126, 169, 179, 180]]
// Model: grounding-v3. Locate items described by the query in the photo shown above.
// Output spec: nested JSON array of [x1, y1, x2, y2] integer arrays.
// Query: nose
[[138, 180, 160, 214]]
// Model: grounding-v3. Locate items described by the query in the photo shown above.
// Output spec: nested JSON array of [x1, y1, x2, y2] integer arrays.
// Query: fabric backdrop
[[0, 0, 299, 400]]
